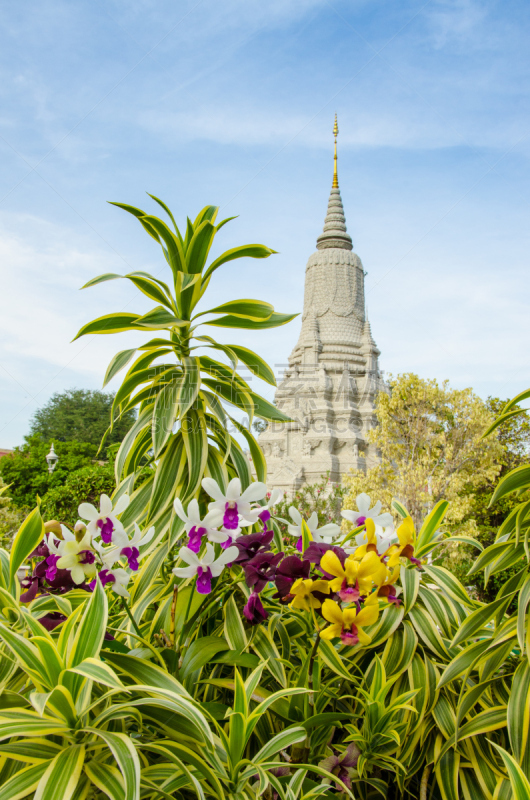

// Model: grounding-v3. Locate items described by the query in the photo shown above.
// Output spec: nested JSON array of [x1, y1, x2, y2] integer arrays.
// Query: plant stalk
[[121, 597, 142, 638]]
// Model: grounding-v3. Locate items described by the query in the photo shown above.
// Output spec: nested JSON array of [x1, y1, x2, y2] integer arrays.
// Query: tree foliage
[[0, 437, 99, 509], [28, 388, 136, 448], [343, 373, 503, 532], [41, 463, 116, 527]]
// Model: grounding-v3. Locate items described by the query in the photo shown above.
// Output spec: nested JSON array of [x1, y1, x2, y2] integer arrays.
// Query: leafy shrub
[[0, 437, 99, 508], [41, 463, 116, 527]]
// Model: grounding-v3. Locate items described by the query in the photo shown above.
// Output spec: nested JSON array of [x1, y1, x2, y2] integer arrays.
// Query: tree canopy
[[0, 437, 99, 508], [28, 388, 135, 448], [343, 373, 503, 531]]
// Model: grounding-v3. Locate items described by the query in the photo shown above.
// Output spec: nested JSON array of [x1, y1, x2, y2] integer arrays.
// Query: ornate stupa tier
[[259, 115, 386, 493]]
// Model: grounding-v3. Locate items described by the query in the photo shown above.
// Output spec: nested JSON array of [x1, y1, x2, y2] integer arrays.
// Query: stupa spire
[[332, 113, 339, 188], [316, 114, 353, 251]]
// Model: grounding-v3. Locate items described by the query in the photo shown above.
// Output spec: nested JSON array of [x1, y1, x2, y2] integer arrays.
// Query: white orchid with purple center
[[287, 507, 340, 552], [78, 493, 130, 546], [341, 492, 393, 529], [96, 567, 131, 598], [173, 498, 226, 553], [96, 523, 156, 571], [202, 477, 267, 530], [172, 543, 239, 594]]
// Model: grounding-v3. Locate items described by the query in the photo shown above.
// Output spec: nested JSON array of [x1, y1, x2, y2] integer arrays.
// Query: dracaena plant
[[74, 196, 295, 544]]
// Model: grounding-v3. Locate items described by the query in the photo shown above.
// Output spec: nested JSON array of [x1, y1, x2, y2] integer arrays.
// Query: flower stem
[[120, 597, 142, 638]]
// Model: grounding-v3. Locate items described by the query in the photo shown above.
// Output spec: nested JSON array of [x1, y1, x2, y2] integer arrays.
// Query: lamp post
[[46, 443, 59, 474]]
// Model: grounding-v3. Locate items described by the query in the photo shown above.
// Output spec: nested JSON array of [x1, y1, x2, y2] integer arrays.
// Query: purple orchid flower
[[244, 551, 284, 593], [243, 592, 268, 625], [186, 526, 206, 554], [121, 546, 140, 570], [234, 529, 274, 563], [258, 508, 271, 523], [44, 554, 60, 582], [196, 565, 213, 594], [319, 743, 360, 791]]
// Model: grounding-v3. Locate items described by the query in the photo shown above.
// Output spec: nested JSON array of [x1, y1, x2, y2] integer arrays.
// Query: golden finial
[[332, 113, 339, 188]]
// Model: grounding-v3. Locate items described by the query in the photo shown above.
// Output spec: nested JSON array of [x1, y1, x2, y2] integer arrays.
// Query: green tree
[[0, 437, 99, 508], [28, 388, 136, 448], [448, 396, 530, 600], [41, 463, 116, 527], [343, 373, 503, 532]]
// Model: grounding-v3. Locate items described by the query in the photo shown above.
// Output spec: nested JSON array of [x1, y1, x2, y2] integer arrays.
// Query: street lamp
[[46, 443, 59, 474]]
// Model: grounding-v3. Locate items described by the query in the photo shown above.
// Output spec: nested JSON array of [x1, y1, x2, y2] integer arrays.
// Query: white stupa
[[259, 116, 386, 493]]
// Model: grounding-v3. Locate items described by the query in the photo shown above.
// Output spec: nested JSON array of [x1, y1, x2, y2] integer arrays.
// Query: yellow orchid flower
[[385, 517, 421, 568], [320, 549, 387, 603], [320, 593, 380, 646], [376, 564, 402, 606], [349, 518, 379, 559], [289, 578, 330, 611]]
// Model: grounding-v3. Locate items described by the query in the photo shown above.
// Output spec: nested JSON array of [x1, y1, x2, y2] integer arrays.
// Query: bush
[[41, 463, 116, 527], [0, 436, 99, 508]]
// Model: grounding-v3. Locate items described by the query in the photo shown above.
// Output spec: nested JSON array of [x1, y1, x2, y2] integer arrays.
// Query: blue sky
[[1, 0, 529, 447]]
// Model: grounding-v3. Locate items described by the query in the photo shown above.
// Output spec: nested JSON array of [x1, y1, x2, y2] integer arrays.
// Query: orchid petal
[[113, 494, 130, 516], [240, 481, 267, 502], [78, 502, 98, 521], [202, 477, 226, 502]]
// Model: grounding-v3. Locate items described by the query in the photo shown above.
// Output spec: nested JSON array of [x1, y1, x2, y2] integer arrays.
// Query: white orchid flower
[[98, 566, 131, 598], [172, 543, 239, 594], [202, 477, 267, 529], [287, 507, 341, 547], [173, 498, 227, 552], [55, 530, 97, 585], [96, 523, 156, 571], [78, 493, 130, 546], [341, 492, 393, 529]]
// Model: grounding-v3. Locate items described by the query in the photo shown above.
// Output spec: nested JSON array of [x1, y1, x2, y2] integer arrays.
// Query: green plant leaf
[[84, 761, 125, 800], [83, 729, 139, 800], [67, 578, 108, 668], [490, 465, 530, 505], [103, 349, 138, 387], [450, 595, 514, 647], [34, 745, 85, 800], [203, 243, 276, 282], [179, 637, 229, 681], [490, 742, 530, 799], [254, 727, 307, 764], [135, 306, 186, 329], [9, 505, 45, 583], [73, 313, 141, 340], [0, 761, 51, 800], [224, 595, 247, 653], [81, 273, 122, 288], [204, 311, 297, 330], [67, 657, 125, 690], [197, 299, 274, 321]]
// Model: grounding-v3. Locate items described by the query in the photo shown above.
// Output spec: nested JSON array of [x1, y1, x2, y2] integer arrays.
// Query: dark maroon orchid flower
[[244, 551, 284, 593], [274, 555, 311, 601], [234, 530, 274, 563], [304, 542, 347, 577], [243, 592, 268, 624]]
